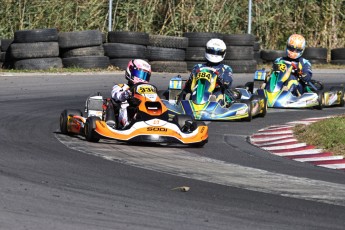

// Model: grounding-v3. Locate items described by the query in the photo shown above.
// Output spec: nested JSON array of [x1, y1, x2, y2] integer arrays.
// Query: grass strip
[[293, 115, 345, 156]]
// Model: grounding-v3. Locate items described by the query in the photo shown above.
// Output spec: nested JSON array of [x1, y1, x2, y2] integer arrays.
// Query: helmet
[[205, 38, 226, 63], [286, 34, 306, 59], [125, 59, 151, 84]]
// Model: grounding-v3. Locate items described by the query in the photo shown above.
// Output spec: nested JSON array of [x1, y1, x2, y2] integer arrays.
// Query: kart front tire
[[173, 114, 193, 131], [60, 109, 83, 135], [84, 116, 101, 142], [314, 91, 324, 110]]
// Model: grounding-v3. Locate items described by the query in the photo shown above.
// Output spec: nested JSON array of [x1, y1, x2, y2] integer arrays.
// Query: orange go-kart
[[59, 83, 208, 147]]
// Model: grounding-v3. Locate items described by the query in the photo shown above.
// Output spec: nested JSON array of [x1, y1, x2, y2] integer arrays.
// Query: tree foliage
[[0, 0, 344, 50]]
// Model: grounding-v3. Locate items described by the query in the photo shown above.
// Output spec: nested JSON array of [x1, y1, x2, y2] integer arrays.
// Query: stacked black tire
[[59, 30, 109, 69], [330, 48, 345, 65], [222, 34, 257, 73], [147, 35, 188, 73], [302, 47, 328, 64], [260, 49, 285, 65], [183, 32, 222, 71], [9, 29, 62, 70], [1, 38, 14, 68], [104, 31, 148, 70]]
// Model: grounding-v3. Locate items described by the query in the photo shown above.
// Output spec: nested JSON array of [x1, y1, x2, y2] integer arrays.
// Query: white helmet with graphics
[[205, 38, 226, 63]]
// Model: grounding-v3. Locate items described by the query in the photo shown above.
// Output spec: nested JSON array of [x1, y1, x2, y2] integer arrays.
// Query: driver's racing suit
[[273, 56, 312, 96], [106, 83, 132, 129], [181, 62, 237, 104]]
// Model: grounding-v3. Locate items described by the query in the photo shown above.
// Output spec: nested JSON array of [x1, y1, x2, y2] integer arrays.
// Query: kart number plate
[[196, 72, 212, 81], [137, 85, 156, 95]]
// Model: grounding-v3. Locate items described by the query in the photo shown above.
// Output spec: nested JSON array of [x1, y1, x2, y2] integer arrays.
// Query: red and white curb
[[250, 116, 345, 170]]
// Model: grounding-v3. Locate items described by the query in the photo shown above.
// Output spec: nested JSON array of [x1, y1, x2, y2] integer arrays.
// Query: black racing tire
[[150, 61, 187, 73], [185, 47, 206, 61], [183, 32, 223, 47], [330, 60, 345, 65], [173, 114, 193, 130], [84, 116, 101, 142], [61, 45, 105, 58], [146, 46, 185, 61], [222, 60, 257, 73], [157, 89, 168, 100], [11, 42, 59, 59], [107, 31, 149, 45], [60, 109, 83, 135], [253, 41, 261, 51], [109, 58, 131, 70], [330, 86, 345, 107], [0, 52, 5, 62], [222, 34, 255, 46], [260, 49, 285, 62], [302, 47, 327, 60], [62, 56, 110, 69], [308, 59, 328, 65], [149, 35, 188, 49], [14, 28, 58, 43], [14, 57, 63, 70], [244, 82, 254, 93], [58, 30, 103, 49], [186, 61, 204, 70], [331, 48, 345, 60], [314, 91, 324, 110], [241, 100, 252, 122], [1, 38, 14, 52], [225, 46, 254, 60], [104, 43, 147, 59]]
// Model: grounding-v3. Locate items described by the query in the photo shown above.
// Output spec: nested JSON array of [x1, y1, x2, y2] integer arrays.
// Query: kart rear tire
[[330, 86, 345, 107], [314, 91, 324, 110], [60, 109, 83, 135], [84, 116, 101, 142], [241, 100, 252, 121], [157, 89, 168, 100], [173, 114, 193, 130], [244, 82, 254, 93]]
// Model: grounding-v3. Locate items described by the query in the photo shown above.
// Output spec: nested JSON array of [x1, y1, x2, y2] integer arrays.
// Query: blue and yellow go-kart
[[161, 67, 267, 121], [246, 60, 345, 110]]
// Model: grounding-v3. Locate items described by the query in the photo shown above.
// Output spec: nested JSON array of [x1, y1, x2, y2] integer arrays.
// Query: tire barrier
[[260, 49, 285, 64], [183, 32, 222, 72], [1, 38, 14, 69], [59, 30, 109, 69], [223, 34, 257, 73], [10, 28, 62, 70], [302, 47, 328, 64], [2, 29, 345, 71], [331, 48, 345, 65], [147, 35, 188, 73], [105, 31, 149, 70]]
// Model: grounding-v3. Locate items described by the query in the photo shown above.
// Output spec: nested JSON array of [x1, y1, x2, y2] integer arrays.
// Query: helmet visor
[[287, 45, 303, 53], [206, 48, 226, 56], [132, 68, 151, 82]]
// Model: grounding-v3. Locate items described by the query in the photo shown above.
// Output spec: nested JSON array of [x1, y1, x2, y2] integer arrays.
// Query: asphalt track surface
[[1, 70, 345, 230]]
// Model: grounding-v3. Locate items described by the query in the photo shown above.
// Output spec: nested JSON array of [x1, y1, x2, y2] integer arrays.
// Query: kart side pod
[[168, 75, 186, 101], [253, 69, 266, 93], [85, 93, 104, 119]]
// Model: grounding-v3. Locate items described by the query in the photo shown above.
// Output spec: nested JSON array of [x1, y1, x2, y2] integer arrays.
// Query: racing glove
[[120, 90, 131, 101]]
